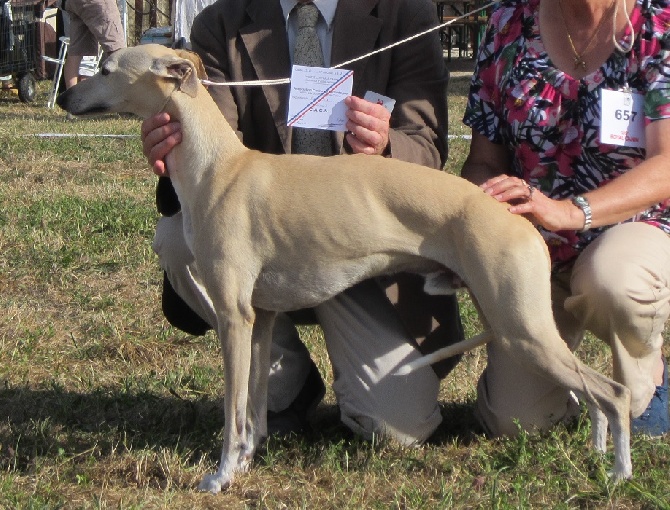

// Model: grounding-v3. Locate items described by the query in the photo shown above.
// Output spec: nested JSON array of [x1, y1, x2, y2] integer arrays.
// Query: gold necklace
[[558, 0, 616, 70]]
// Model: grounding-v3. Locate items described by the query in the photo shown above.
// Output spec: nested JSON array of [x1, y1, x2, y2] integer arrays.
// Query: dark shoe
[[632, 356, 668, 437], [156, 176, 181, 217], [267, 360, 326, 437], [161, 272, 211, 336]]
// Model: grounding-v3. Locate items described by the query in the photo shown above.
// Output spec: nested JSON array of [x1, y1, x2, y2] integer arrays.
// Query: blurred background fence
[[123, 0, 172, 46]]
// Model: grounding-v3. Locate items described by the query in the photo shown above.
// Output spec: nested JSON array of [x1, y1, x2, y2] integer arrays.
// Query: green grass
[[0, 73, 668, 509]]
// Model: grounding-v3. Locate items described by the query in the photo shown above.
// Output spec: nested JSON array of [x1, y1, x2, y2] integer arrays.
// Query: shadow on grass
[[432, 400, 483, 445], [0, 385, 223, 471], [0, 384, 483, 472]]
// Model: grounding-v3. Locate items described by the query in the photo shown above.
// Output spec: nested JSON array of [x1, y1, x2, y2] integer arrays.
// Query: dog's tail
[[394, 330, 494, 376]]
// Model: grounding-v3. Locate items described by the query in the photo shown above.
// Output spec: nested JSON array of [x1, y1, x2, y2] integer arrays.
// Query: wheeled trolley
[[1, 0, 40, 102]]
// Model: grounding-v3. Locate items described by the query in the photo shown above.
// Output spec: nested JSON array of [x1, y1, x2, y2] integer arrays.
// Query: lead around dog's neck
[[157, 59, 246, 177]]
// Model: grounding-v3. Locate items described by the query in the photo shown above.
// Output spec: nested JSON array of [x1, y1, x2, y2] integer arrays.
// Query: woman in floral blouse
[[462, 0, 670, 436]]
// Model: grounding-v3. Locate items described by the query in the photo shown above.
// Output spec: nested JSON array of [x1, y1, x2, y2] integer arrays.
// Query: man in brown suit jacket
[[143, 0, 463, 444]]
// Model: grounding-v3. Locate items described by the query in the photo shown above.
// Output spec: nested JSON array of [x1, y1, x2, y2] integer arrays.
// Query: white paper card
[[363, 90, 396, 113], [287, 65, 354, 131], [600, 88, 646, 148]]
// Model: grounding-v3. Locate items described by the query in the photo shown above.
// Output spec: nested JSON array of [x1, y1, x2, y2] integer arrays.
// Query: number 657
[[615, 109, 638, 121]]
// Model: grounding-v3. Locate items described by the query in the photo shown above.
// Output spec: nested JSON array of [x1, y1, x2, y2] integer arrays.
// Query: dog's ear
[[150, 56, 202, 98], [173, 49, 208, 81]]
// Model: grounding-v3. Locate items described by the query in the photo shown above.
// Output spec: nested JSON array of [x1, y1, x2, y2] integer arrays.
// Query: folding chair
[[42, 35, 69, 108], [42, 38, 103, 108]]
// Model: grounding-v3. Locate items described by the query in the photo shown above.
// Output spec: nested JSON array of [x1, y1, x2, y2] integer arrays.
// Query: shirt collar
[[280, 0, 338, 29]]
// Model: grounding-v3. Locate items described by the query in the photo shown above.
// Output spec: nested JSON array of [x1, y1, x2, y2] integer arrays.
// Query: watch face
[[573, 196, 587, 207]]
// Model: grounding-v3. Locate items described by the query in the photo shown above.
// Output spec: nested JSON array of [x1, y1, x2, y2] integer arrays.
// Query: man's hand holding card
[[344, 93, 395, 156], [287, 65, 396, 156]]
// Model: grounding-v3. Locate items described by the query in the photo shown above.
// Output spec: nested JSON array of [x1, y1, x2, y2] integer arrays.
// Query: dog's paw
[[198, 472, 232, 494], [607, 468, 633, 483], [237, 450, 254, 473], [608, 456, 633, 482]]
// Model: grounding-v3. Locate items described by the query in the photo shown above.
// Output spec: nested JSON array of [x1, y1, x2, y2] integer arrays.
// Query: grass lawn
[[0, 64, 668, 509]]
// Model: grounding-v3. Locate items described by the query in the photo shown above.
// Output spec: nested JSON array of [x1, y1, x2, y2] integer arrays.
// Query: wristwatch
[[571, 195, 592, 232]]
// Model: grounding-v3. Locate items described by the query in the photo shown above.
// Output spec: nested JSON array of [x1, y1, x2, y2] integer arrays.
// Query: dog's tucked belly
[[251, 256, 444, 311]]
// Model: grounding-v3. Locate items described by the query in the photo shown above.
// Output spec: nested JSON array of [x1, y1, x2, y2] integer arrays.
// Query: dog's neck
[[162, 82, 247, 207]]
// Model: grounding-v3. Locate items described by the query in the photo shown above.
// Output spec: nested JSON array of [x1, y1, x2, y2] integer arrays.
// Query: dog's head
[[56, 44, 209, 118]]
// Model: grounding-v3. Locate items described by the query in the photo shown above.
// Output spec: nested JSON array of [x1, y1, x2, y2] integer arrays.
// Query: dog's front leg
[[245, 309, 276, 455], [198, 310, 254, 494]]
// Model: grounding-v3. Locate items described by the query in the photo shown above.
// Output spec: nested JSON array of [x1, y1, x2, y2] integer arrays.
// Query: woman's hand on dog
[[481, 174, 585, 232], [141, 112, 182, 177]]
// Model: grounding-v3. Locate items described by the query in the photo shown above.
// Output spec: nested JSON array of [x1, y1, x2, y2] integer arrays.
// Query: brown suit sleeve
[[382, 0, 449, 169], [333, 0, 448, 169]]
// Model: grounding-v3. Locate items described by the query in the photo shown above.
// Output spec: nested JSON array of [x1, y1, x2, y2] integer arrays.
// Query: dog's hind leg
[[609, 404, 633, 481], [198, 304, 255, 494], [588, 402, 608, 453], [534, 342, 632, 480], [459, 228, 633, 480], [570, 360, 632, 480]]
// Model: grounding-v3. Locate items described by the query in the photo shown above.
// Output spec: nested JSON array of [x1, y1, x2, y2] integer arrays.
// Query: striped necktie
[[291, 2, 333, 156]]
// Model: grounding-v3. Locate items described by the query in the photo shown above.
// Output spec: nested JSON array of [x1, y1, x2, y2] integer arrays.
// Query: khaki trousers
[[476, 222, 670, 437], [153, 213, 444, 445], [65, 0, 125, 57]]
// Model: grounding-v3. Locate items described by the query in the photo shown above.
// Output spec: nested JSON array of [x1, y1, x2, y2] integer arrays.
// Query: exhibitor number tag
[[600, 88, 645, 148]]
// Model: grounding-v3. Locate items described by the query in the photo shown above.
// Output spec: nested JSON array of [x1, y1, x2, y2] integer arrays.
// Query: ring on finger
[[521, 179, 534, 200]]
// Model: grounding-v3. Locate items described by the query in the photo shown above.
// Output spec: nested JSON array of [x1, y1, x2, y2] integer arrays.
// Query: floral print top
[[463, 0, 670, 271]]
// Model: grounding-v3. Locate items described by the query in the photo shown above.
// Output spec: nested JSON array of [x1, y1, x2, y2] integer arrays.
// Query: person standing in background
[[61, 0, 125, 89]]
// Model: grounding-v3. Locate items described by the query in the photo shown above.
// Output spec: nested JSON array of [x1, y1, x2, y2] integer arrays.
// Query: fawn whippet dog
[[57, 45, 632, 493]]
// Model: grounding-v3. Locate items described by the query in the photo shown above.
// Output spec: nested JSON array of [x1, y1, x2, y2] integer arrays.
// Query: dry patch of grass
[[0, 76, 668, 509]]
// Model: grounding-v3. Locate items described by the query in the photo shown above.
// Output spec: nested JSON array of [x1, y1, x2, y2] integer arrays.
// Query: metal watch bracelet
[[571, 195, 592, 232]]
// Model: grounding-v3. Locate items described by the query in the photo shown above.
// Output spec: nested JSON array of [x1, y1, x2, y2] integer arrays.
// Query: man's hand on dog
[[141, 112, 182, 177], [140, 96, 391, 174]]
